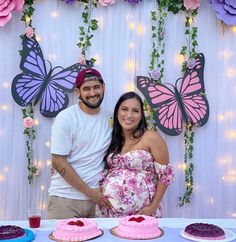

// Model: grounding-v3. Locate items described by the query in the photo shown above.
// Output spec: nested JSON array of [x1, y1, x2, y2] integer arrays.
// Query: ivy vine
[[178, 10, 199, 207], [77, 0, 99, 64]]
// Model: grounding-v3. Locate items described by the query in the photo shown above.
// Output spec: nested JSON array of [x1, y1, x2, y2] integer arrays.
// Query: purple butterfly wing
[[39, 64, 86, 118], [177, 53, 210, 127], [137, 76, 183, 136], [12, 36, 86, 118]]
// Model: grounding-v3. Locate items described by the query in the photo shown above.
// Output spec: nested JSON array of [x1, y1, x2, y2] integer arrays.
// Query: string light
[[178, 162, 187, 170], [128, 22, 135, 30], [207, 197, 215, 205], [136, 24, 145, 35], [0, 174, 5, 182], [48, 53, 57, 60], [2, 81, 10, 88], [4, 167, 9, 173], [96, 16, 104, 30], [128, 42, 135, 49], [217, 114, 225, 122], [231, 26, 236, 32], [219, 50, 231, 60], [125, 82, 135, 92], [174, 54, 185, 66], [226, 68, 236, 78], [34, 119, 39, 126], [40, 185, 45, 191], [1, 105, 8, 111], [225, 130, 236, 139], [46, 160, 51, 166], [125, 59, 136, 71], [36, 35, 41, 42], [45, 141, 50, 147], [50, 11, 59, 18]]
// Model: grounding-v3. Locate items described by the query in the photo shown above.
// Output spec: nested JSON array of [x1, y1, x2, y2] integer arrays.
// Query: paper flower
[[124, 0, 142, 4], [0, 0, 24, 27], [150, 68, 161, 80], [183, 0, 201, 10], [79, 56, 86, 65], [23, 117, 34, 128], [187, 58, 196, 69], [98, 0, 116, 7], [61, 0, 76, 4], [207, 0, 236, 25], [25, 26, 34, 38]]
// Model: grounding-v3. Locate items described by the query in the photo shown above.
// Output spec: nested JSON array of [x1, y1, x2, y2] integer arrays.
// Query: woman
[[96, 92, 174, 217]]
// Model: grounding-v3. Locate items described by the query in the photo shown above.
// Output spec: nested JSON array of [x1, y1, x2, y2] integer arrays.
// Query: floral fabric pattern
[[96, 150, 166, 218]]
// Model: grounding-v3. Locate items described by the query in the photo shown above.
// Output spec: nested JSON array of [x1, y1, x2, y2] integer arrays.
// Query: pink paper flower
[[98, 0, 116, 7], [183, 0, 201, 10], [25, 26, 34, 38], [0, 0, 25, 27], [79, 56, 86, 65], [23, 117, 34, 128]]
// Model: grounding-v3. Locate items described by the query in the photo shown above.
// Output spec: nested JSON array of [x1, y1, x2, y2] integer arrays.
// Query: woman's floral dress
[[96, 150, 163, 218]]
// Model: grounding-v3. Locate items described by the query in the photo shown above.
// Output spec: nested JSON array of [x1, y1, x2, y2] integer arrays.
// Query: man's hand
[[87, 188, 112, 208]]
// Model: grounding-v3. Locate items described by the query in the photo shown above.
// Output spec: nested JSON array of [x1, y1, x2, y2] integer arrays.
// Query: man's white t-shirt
[[48, 104, 112, 200]]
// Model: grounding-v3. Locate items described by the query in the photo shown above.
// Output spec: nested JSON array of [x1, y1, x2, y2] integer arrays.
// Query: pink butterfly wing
[[137, 76, 183, 136], [177, 53, 209, 126]]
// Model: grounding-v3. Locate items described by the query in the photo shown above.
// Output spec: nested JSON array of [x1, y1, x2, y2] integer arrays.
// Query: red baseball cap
[[76, 68, 104, 88]]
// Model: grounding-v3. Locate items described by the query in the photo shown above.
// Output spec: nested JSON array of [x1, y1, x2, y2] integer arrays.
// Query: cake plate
[[0, 229, 35, 242], [110, 226, 164, 240], [180, 228, 236, 242], [49, 230, 103, 242]]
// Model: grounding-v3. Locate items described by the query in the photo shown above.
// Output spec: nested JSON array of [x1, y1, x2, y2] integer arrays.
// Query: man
[[47, 68, 112, 219]]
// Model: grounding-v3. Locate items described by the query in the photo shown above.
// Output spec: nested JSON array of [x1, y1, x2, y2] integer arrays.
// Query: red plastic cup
[[28, 208, 41, 228]]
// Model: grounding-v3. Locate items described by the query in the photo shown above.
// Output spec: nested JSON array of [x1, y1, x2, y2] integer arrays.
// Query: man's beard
[[79, 94, 104, 109]]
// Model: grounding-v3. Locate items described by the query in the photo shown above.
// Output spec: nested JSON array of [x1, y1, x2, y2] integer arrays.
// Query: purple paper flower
[[124, 0, 142, 4], [187, 58, 196, 69], [208, 0, 236, 25], [61, 0, 76, 4], [150, 69, 161, 80]]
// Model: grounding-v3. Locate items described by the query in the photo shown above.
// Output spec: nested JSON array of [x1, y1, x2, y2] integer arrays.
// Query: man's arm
[[52, 154, 111, 208]]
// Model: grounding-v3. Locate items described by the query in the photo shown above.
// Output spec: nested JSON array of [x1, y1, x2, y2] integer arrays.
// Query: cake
[[0, 225, 25, 240], [112, 215, 162, 239], [184, 223, 226, 240], [52, 218, 102, 241]]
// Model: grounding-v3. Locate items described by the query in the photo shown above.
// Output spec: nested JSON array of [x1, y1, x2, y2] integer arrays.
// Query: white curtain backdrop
[[0, 0, 236, 220]]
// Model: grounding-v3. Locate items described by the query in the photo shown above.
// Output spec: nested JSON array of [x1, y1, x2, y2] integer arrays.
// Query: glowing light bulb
[[227, 68, 236, 78], [36, 35, 41, 42], [174, 54, 185, 65], [225, 130, 236, 139], [34, 119, 39, 126], [51, 11, 58, 18], [25, 16, 31, 24], [1, 105, 8, 111], [128, 22, 135, 30], [93, 54, 101, 65], [125, 60, 136, 71], [2, 81, 9, 88], [178, 162, 187, 170], [96, 16, 104, 29], [231, 26, 236, 32], [136, 25, 145, 34], [126, 83, 135, 92], [0, 174, 5, 181], [220, 50, 231, 60], [46, 160, 51, 166], [232, 213, 236, 217], [217, 114, 225, 122], [40, 186, 45, 191], [4, 167, 9, 172], [207, 197, 215, 204], [45, 141, 50, 147], [128, 42, 135, 49]]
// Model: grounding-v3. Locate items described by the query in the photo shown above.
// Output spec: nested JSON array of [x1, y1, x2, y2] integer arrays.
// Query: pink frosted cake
[[113, 215, 162, 239], [184, 223, 226, 240], [0, 225, 25, 240], [52, 218, 102, 241]]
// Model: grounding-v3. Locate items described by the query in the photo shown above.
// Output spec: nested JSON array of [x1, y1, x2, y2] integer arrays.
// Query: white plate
[[180, 228, 236, 242]]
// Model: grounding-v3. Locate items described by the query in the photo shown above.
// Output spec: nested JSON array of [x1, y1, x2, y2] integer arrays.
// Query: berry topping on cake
[[128, 216, 145, 223], [67, 220, 84, 226]]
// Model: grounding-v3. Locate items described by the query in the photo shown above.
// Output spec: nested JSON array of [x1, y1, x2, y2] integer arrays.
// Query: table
[[1, 218, 236, 241]]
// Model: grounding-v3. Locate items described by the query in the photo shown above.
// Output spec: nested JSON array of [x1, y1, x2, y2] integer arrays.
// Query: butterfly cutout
[[11, 35, 89, 118], [137, 53, 210, 136]]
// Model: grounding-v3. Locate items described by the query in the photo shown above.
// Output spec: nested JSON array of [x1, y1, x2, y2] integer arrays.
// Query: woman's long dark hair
[[104, 91, 147, 164]]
